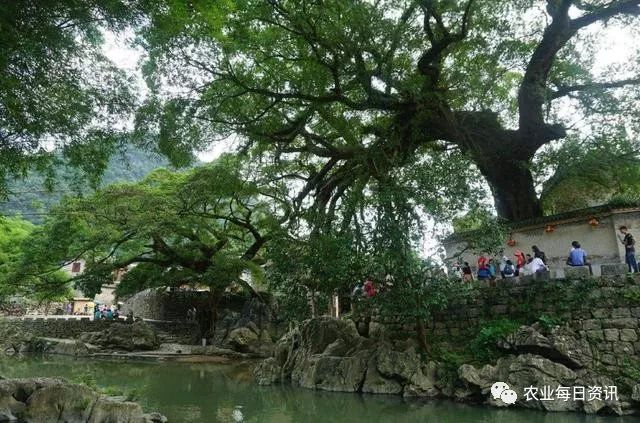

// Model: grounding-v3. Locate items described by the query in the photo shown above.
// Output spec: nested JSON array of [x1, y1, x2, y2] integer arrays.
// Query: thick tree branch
[[518, 0, 573, 140], [417, 0, 475, 74], [520, 0, 640, 148], [550, 77, 640, 99], [571, 0, 640, 30]]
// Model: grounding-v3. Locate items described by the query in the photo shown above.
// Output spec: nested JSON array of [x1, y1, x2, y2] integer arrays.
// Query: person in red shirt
[[514, 250, 526, 275], [477, 254, 488, 271], [363, 278, 377, 297]]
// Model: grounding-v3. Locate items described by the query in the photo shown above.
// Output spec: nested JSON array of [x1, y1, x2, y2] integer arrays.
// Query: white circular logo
[[491, 381, 518, 405]]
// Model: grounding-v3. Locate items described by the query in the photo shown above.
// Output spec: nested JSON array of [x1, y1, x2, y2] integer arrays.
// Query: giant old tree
[[138, 0, 640, 222]]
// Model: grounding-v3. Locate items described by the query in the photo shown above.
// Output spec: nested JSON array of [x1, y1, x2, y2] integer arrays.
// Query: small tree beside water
[[13, 155, 284, 337]]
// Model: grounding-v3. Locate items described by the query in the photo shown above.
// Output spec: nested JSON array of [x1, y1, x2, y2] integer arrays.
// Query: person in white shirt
[[530, 256, 546, 274]]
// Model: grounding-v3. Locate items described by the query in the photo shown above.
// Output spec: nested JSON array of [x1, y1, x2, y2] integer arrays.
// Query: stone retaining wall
[[0, 317, 198, 343], [121, 289, 253, 321], [382, 274, 640, 374]]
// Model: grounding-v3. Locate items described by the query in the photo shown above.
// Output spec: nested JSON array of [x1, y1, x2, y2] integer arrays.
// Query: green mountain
[[0, 147, 169, 223]]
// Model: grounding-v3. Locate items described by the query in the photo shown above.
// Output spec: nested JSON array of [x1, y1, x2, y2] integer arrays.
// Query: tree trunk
[[306, 287, 317, 318], [196, 291, 221, 340], [415, 317, 431, 355], [469, 146, 543, 221]]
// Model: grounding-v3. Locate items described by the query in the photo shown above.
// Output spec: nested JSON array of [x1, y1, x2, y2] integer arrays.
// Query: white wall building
[[444, 205, 640, 277]]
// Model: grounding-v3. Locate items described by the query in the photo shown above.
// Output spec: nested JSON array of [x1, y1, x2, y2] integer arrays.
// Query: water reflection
[[0, 355, 633, 423]]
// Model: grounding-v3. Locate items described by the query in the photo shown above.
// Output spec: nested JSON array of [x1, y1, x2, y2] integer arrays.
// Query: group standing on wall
[[458, 226, 638, 282]]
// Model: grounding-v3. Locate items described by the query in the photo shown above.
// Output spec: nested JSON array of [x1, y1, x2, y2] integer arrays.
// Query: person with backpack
[[502, 260, 516, 278], [477, 264, 491, 280], [619, 226, 638, 273]]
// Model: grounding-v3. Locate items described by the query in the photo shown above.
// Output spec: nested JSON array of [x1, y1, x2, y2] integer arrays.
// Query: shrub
[[470, 318, 522, 363]]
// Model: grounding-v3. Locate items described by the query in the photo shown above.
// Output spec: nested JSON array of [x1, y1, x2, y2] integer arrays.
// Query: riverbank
[[0, 317, 275, 362], [254, 273, 640, 418], [1, 354, 636, 423], [4, 274, 640, 418], [255, 316, 640, 416]]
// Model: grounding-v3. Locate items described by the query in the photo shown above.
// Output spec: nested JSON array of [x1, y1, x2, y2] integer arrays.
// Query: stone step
[[601, 263, 630, 276], [564, 266, 591, 278]]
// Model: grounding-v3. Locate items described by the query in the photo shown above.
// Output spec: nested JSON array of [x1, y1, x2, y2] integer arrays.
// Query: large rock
[[294, 351, 369, 392], [22, 382, 98, 422], [223, 327, 273, 357], [31, 338, 99, 357], [376, 346, 439, 397], [79, 322, 160, 351], [0, 377, 165, 423], [458, 353, 631, 415], [88, 397, 166, 423], [499, 324, 593, 369], [298, 317, 362, 356], [254, 357, 281, 386], [361, 363, 403, 394], [254, 318, 371, 392], [253, 317, 438, 396]]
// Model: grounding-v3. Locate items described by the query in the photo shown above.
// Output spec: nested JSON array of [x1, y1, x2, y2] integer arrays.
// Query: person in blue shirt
[[567, 241, 592, 275]]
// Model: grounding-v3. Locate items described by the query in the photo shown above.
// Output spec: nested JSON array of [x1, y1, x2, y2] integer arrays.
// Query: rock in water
[[499, 324, 593, 369], [0, 377, 166, 422], [79, 321, 160, 351], [223, 327, 273, 357], [253, 317, 441, 397], [458, 353, 632, 415]]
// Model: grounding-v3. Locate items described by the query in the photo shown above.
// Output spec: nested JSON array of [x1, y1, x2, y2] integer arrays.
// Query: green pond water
[[0, 355, 636, 423]]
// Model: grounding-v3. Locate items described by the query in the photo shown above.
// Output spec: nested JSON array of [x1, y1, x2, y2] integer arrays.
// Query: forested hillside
[[0, 147, 169, 222]]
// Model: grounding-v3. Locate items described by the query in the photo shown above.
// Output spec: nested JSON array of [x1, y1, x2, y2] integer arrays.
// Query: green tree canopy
[[135, 0, 640, 223], [15, 155, 284, 330], [0, 216, 35, 296], [537, 134, 640, 213], [0, 0, 138, 196], [0, 216, 70, 303]]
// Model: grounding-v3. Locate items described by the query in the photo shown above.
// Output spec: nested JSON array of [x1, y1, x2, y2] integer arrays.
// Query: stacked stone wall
[[120, 289, 253, 321], [0, 318, 197, 343], [381, 274, 640, 375]]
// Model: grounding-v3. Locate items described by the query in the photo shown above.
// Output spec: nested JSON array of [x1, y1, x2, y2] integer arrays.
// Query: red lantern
[[588, 217, 599, 227], [544, 225, 555, 233], [507, 238, 516, 247]]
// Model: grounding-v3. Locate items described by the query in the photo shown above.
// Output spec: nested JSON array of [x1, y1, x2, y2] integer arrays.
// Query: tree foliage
[[537, 134, 640, 213], [17, 156, 283, 302], [135, 0, 640, 222], [0, 217, 35, 296], [0, 216, 70, 302], [0, 0, 138, 196]]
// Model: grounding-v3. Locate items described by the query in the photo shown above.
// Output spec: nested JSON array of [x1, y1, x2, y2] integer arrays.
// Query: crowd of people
[[93, 304, 120, 321], [458, 226, 637, 283], [347, 227, 638, 302]]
